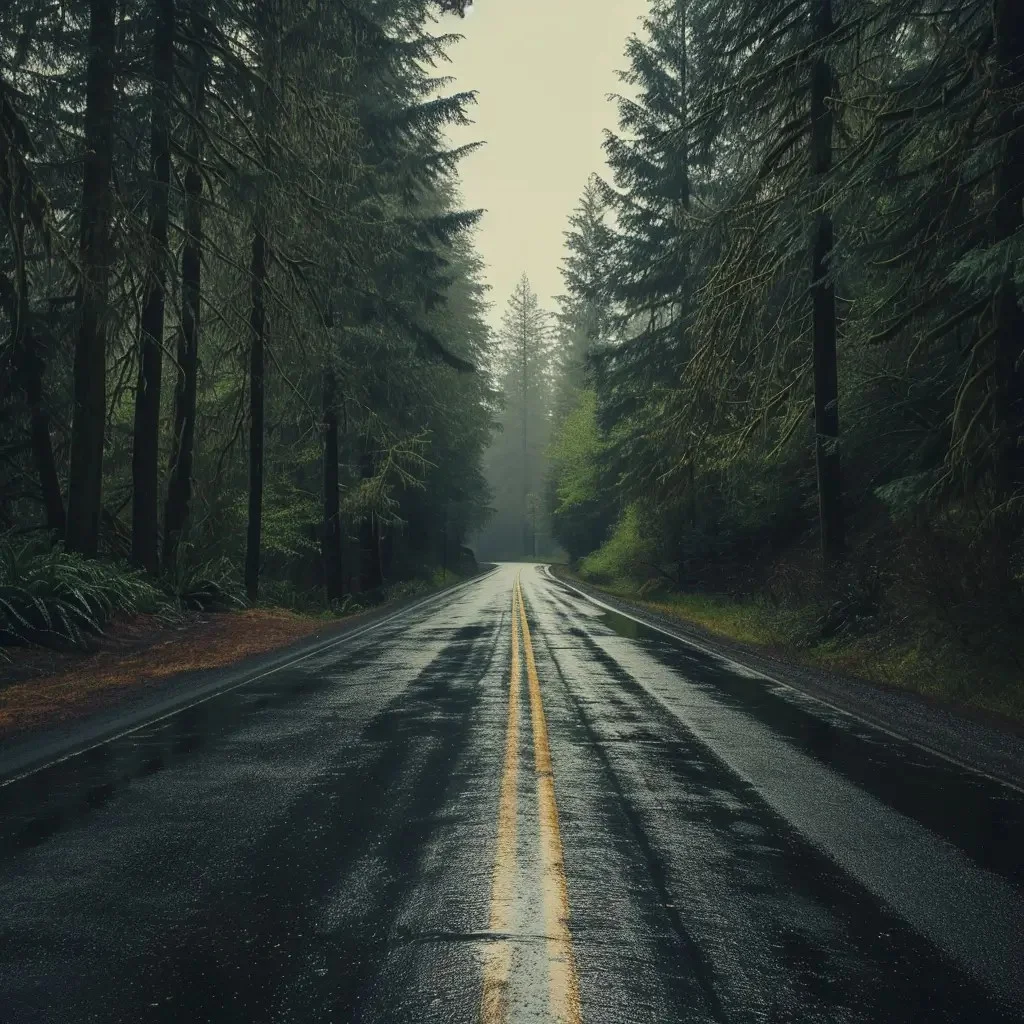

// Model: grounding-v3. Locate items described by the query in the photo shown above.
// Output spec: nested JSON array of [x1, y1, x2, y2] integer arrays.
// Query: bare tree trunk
[[676, 0, 694, 555], [244, 222, 267, 601], [131, 0, 175, 574], [2, 265, 65, 534], [164, 0, 207, 568], [521, 310, 529, 558], [358, 447, 382, 592], [66, 0, 116, 556], [809, 0, 844, 564], [991, 0, 1024, 487], [322, 367, 344, 602]]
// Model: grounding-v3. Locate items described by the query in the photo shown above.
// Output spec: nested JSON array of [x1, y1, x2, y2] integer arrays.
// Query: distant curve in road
[[1, 563, 1022, 1023]]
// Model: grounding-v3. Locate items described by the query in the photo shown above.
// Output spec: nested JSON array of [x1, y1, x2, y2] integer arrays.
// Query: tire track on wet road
[[2, 563, 1022, 1023]]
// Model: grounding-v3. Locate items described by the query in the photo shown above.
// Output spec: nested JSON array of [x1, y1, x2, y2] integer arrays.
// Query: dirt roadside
[[0, 567, 497, 772], [0, 608, 329, 739]]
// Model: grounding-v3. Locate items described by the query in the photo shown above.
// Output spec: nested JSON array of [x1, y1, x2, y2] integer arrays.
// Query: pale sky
[[442, 0, 648, 330]]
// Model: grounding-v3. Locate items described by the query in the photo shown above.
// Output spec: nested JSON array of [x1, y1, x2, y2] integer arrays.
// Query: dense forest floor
[[553, 563, 1024, 731], [0, 570, 476, 742]]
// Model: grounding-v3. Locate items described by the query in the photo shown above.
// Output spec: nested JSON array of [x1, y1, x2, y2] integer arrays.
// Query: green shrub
[[257, 579, 329, 614], [578, 504, 657, 584], [161, 551, 246, 613], [0, 537, 164, 651]]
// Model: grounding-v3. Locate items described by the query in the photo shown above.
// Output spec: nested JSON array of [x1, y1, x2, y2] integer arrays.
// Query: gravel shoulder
[[548, 566, 1024, 791]]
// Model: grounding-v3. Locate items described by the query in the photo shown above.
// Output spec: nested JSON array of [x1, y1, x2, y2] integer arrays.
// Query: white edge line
[[540, 564, 1024, 796], [1, 566, 500, 789]]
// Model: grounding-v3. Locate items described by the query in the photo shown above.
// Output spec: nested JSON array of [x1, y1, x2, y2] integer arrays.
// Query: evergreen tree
[[545, 179, 618, 559], [0, 0, 495, 611], [65, 0, 117, 557], [479, 274, 553, 559], [551, 176, 616, 422]]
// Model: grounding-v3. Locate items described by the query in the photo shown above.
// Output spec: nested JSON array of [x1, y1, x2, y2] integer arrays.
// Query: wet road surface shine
[[1, 564, 1022, 1022]]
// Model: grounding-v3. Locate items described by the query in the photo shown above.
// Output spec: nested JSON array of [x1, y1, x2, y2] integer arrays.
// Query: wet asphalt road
[[1, 562, 1023, 1023]]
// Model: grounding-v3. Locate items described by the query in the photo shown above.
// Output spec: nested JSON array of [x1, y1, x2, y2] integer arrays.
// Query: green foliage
[[546, 390, 613, 561], [259, 482, 321, 561], [0, 531, 250, 655], [0, 0, 495, 608], [0, 537, 164, 651], [578, 505, 656, 584], [161, 552, 246, 613], [476, 274, 557, 559]]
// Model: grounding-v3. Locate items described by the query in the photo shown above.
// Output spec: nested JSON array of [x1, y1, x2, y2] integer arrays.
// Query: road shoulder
[[0, 567, 497, 784], [547, 565, 1024, 790]]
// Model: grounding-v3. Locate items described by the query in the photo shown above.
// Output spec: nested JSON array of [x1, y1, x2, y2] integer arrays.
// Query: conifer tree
[[163, 0, 209, 568], [66, 0, 117, 557], [484, 274, 553, 558], [551, 176, 615, 422], [131, 0, 176, 573]]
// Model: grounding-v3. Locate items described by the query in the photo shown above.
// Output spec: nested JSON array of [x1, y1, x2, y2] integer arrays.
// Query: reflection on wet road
[[1, 563, 1022, 1023]]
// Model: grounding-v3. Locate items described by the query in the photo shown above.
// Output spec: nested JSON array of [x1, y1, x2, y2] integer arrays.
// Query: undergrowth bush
[[162, 551, 246, 612], [887, 518, 1024, 671], [0, 537, 164, 651], [0, 528, 465, 661], [578, 505, 656, 584], [258, 579, 330, 614], [259, 568, 457, 619]]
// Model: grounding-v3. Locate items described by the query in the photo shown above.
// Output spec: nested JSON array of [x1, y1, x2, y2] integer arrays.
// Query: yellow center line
[[481, 578, 522, 1022], [517, 576, 583, 1024]]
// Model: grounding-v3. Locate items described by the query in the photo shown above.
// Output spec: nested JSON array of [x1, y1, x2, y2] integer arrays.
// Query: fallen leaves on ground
[[0, 609, 327, 740]]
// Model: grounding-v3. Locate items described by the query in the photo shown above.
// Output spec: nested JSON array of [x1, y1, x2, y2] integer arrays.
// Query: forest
[[480, 0, 1024, 713], [0, 0, 491, 648], [2, 0, 1022, 715]]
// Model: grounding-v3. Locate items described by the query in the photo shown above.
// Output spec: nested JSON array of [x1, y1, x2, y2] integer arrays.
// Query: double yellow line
[[481, 573, 582, 1024]]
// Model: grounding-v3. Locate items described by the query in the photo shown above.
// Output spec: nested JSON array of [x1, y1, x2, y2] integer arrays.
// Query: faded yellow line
[[481, 578, 522, 1023], [516, 577, 583, 1024]]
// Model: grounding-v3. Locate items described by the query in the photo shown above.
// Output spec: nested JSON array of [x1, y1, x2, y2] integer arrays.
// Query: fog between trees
[[476, 0, 1024, 708], [2, 0, 1023, 706]]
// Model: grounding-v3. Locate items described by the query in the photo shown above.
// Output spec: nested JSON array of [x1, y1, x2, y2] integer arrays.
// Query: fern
[[0, 537, 164, 651]]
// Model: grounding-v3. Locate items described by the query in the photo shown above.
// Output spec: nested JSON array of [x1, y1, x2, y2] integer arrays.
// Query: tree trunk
[[521, 314, 529, 558], [677, 0, 694, 553], [809, 0, 844, 564], [358, 448, 382, 592], [990, 0, 1024, 487], [21, 330, 66, 536], [322, 367, 344, 602], [164, 1, 207, 568], [66, 0, 116, 557], [675, 0, 689, 209], [244, 5, 279, 601], [2, 266, 65, 535], [244, 222, 267, 601], [131, 0, 175, 574]]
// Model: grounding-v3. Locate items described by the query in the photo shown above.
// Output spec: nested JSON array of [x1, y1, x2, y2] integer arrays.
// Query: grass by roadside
[[0, 566, 478, 742], [555, 567, 1024, 727]]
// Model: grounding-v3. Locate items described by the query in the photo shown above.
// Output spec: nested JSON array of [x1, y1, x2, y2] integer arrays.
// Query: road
[[1, 563, 1022, 1023]]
